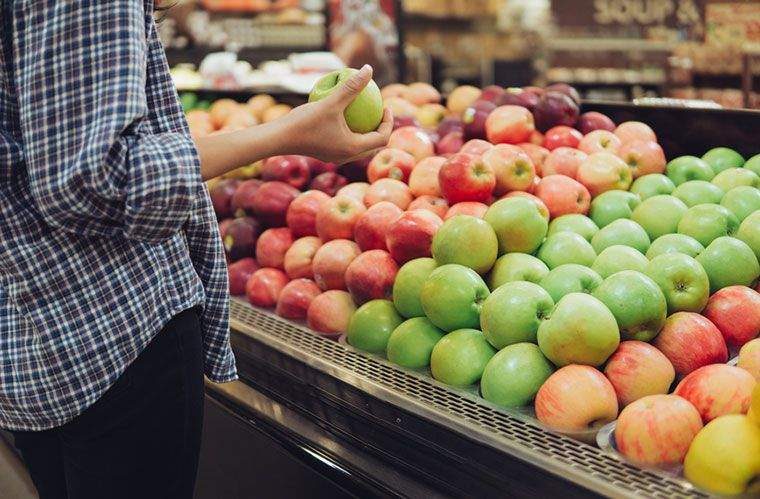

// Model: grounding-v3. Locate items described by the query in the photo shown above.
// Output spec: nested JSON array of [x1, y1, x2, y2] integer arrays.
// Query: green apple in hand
[[480, 343, 554, 408], [539, 264, 603, 303], [484, 197, 548, 254], [480, 281, 554, 349], [430, 329, 495, 387], [631, 195, 688, 240], [696, 237, 760, 293], [666, 156, 714, 185], [591, 219, 650, 254], [420, 264, 490, 331], [673, 180, 724, 207], [309, 67, 384, 133], [347, 299, 403, 353], [646, 233, 704, 259], [386, 317, 445, 369], [630, 174, 675, 201], [712, 168, 759, 192], [677, 203, 739, 247], [702, 147, 745, 174], [537, 232, 596, 269], [645, 253, 709, 313], [547, 214, 599, 242], [589, 190, 640, 228], [432, 215, 498, 274], [591, 245, 649, 278], [488, 253, 549, 289], [393, 258, 437, 318], [720, 186, 760, 221], [592, 271, 667, 342], [737, 211, 760, 261]]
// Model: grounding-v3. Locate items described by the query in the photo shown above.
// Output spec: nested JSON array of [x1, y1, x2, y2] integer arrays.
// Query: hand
[[280, 65, 393, 164]]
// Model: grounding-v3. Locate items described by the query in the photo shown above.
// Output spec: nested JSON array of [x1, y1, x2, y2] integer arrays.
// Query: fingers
[[355, 106, 393, 151], [328, 65, 373, 108]]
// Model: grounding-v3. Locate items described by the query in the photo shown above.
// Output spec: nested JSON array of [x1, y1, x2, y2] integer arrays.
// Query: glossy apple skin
[[312, 239, 361, 291], [386, 210, 443, 264], [480, 343, 554, 408], [460, 139, 493, 156], [482, 144, 536, 195], [517, 143, 550, 175], [675, 364, 756, 423], [251, 181, 300, 227], [534, 365, 618, 432], [409, 156, 446, 197], [533, 92, 579, 133], [543, 125, 582, 150], [230, 178, 263, 217], [432, 215, 498, 274], [392, 257, 437, 318], [578, 130, 622, 155], [712, 168, 760, 192], [630, 173, 675, 200], [646, 233, 704, 259], [653, 312, 728, 376], [344, 250, 399, 305], [618, 140, 666, 178], [703, 286, 760, 348], [436, 131, 465, 156], [489, 253, 549, 289], [245, 268, 289, 308], [644, 253, 710, 314], [672, 180, 724, 208], [347, 299, 403, 354], [386, 317, 445, 369], [210, 178, 241, 219], [604, 341, 675, 407], [578, 111, 616, 135], [534, 175, 591, 218], [261, 155, 312, 190], [591, 245, 648, 279], [353, 201, 403, 252], [315, 195, 366, 242], [538, 264, 603, 303], [677, 204, 739, 248], [631, 195, 688, 240], [721, 186, 760, 222], [227, 258, 259, 296], [408, 195, 449, 219], [364, 178, 413, 209], [614, 121, 657, 144], [388, 126, 435, 162], [283, 236, 322, 280], [666, 156, 715, 186], [275, 278, 321, 319], [447, 85, 482, 115], [738, 338, 760, 381], [547, 214, 599, 242], [430, 328, 495, 387], [481, 281, 554, 348], [576, 152, 633, 197], [223, 217, 260, 261], [696, 236, 760, 294], [462, 100, 497, 140], [438, 153, 496, 204], [336, 182, 369, 202], [485, 105, 535, 144], [367, 148, 416, 183], [591, 219, 650, 255], [542, 147, 588, 178], [255, 228, 294, 270], [703, 146, 746, 173], [310, 68, 383, 133], [286, 190, 331, 238], [737, 211, 760, 261], [420, 264, 490, 331], [444, 202, 489, 220], [501, 191, 550, 220], [307, 290, 356, 336], [589, 190, 640, 229], [615, 394, 702, 467], [537, 232, 597, 270], [485, 197, 548, 254]]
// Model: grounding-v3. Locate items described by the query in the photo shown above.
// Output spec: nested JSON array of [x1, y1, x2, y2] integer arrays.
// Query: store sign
[[706, 3, 760, 44], [553, 0, 704, 27]]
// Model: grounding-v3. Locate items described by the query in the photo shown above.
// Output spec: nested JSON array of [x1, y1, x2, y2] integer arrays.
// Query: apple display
[[437, 117, 465, 138], [545, 83, 581, 104], [432, 215, 498, 274], [430, 328, 496, 387], [261, 155, 311, 190], [630, 173, 675, 200], [737, 211, 760, 261], [653, 312, 728, 376], [223, 217, 260, 261], [738, 339, 760, 381], [604, 341, 675, 407], [479, 85, 506, 104], [591, 219, 650, 254], [576, 152, 632, 197], [275, 278, 321, 320], [230, 178, 263, 217], [672, 180, 724, 207], [675, 364, 756, 423], [578, 111, 616, 135], [614, 121, 656, 144], [462, 100, 497, 140], [447, 85, 482, 115], [409, 156, 446, 198], [227, 258, 259, 296], [310, 172, 348, 197], [702, 147, 745, 174], [484, 197, 549, 255], [482, 144, 536, 195], [591, 245, 649, 278], [308, 289, 357, 336], [286, 190, 331, 238], [517, 143, 550, 174], [677, 204, 739, 248], [386, 317, 445, 369], [315, 195, 367, 241], [347, 299, 403, 353], [485, 105, 535, 144], [578, 130, 622, 155], [534, 175, 592, 218], [416, 103, 448, 128], [617, 140, 666, 178], [386, 97, 417, 118], [543, 125, 582, 151], [388, 126, 435, 162], [631, 195, 688, 240], [438, 153, 496, 204], [436, 131, 465, 156], [251, 181, 300, 227], [489, 253, 550, 289], [589, 189, 641, 228], [547, 214, 599, 242], [501, 191, 550, 220], [336, 182, 370, 202], [283, 236, 321, 280], [309, 67, 383, 133], [367, 148, 416, 183], [407, 195, 449, 219], [444, 201, 489, 220], [255, 227, 294, 269], [480, 343, 554, 408], [746, 153, 760, 176], [703, 285, 760, 349], [386, 210, 443, 264], [712, 168, 759, 193], [533, 92, 579, 132], [644, 252, 710, 315], [721, 186, 760, 221], [537, 232, 597, 269], [353, 201, 403, 251], [645, 233, 704, 259], [539, 264, 602, 303], [364, 178, 413, 209], [403, 82, 441, 105], [312, 239, 361, 291], [696, 236, 760, 293], [460, 139, 493, 156], [245, 268, 289, 308], [666, 156, 715, 185], [481, 281, 554, 348], [210, 178, 241, 219], [392, 257, 438, 318], [420, 264, 490, 331], [343, 248, 398, 305], [541, 147, 588, 178]]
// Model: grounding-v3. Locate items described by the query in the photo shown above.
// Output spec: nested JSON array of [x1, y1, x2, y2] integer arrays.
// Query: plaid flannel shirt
[[0, 0, 237, 431]]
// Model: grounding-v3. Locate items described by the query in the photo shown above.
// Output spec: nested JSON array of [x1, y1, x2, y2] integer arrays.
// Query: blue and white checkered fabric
[[0, 0, 237, 431]]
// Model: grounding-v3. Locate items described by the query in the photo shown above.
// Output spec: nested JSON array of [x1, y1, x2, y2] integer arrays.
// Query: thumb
[[329, 65, 373, 107]]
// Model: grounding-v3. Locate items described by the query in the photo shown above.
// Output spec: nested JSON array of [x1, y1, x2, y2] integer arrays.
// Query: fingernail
[[360, 64, 371, 75]]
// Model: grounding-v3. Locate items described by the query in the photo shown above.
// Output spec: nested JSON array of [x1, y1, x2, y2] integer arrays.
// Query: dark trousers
[[11, 308, 205, 499]]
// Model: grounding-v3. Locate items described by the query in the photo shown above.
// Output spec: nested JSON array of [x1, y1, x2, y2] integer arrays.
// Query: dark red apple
[[393, 116, 421, 130], [578, 111, 616, 135], [339, 156, 370, 183], [344, 250, 399, 304], [501, 89, 541, 112], [437, 117, 465, 138], [545, 83, 581, 104], [261, 155, 312, 190], [228, 257, 259, 296], [210, 179, 241, 219], [533, 92, 580, 133], [251, 181, 300, 227], [479, 85, 506, 103], [230, 179, 263, 217], [463, 100, 497, 140], [309, 172, 348, 196], [223, 217, 260, 261], [305, 158, 337, 175], [436, 131, 465, 156], [276, 278, 322, 320]]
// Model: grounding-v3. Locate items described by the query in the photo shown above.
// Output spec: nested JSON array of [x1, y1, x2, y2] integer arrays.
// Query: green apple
[[488, 253, 549, 289], [696, 237, 760, 293], [720, 186, 760, 221], [644, 253, 709, 313], [547, 214, 599, 242], [309, 67, 383, 133], [677, 203, 739, 247], [539, 264, 603, 303], [631, 195, 688, 240], [712, 168, 760, 192], [480, 281, 554, 348], [480, 343, 554, 408], [673, 180, 724, 207], [630, 174, 676, 201], [484, 197, 548, 254], [591, 245, 649, 278], [420, 264, 490, 331], [392, 258, 437, 318], [432, 215, 498, 274], [646, 233, 704, 259], [386, 317, 445, 369], [737, 211, 760, 261], [589, 190, 641, 228], [591, 219, 650, 254], [347, 299, 403, 353], [537, 293, 620, 367], [666, 156, 715, 185], [430, 329, 496, 387], [702, 147, 745, 174], [746, 154, 760, 177], [592, 271, 667, 341], [537, 232, 596, 269]]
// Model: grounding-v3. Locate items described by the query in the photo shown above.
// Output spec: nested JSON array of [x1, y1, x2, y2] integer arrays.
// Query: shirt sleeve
[[11, 1, 202, 243]]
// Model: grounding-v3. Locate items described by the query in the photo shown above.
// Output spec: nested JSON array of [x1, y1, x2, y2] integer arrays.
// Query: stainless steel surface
[[229, 298, 707, 499]]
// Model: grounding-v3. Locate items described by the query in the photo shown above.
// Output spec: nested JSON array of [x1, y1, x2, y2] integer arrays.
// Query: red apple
[[542, 147, 588, 178], [315, 195, 367, 241], [674, 364, 756, 422], [460, 139, 493, 157], [543, 125, 583, 151], [604, 341, 676, 407], [444, 202, 489, 220], [286, 190, 330, 238], [533, 92, 580, 133], [305, 157, 337, 175], [578, 130, 622, 156], [255, 227, 294, 270], [462, 100, 497, 140], [230, 178, 263, 217], [408, 195, 449, 219], [482, 144, 536, 195], [436, 131, 465, 156], [367, 148, 416, 183], [252, 181, 300, 227], [312, 239, 361, 291], [336, 182, 370, 202], [345, 249, 399, 304], [309, 172, 348, 196], [223, 217, 261, 261], [275, 278, 322, 319], [614, 121, 657, 145], [485, 105, 535, 144], [210, 178, 241, 218], [283, 236, 322, 280], [386, 209, 443, 264], [218, 218, 234, 242], [437, 117, 465, 138], [502, 88, 541, 112], [618, 140, 666, 178], [307, 290, 357, 336], [245, 268, 289, 308], [227, 257, 259, 296], [388, 126, 435, 162], [438, 153, 496, 204], [502, 191, 550, 220], [576, 152, 633, 197], [393, 115, 421, 130], [545, 82, 581, 104], [353, 201, 403, 251], [261, 155, 312, 190], [653, 312, 728, 376], [479, 85, 506, 103], [518, 143, 550, 175], [534, 175, 591, 218], [703, 286, 760, 349], [364, 179, 413, 209], [578, 111, 616, 135], [409, 156, 446, 197], [339, 156, 370, 182]]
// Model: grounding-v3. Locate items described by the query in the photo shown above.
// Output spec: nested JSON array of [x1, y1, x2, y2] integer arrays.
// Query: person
[[0, 2, 391, 498]]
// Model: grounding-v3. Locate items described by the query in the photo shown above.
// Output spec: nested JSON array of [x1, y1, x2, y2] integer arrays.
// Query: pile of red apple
[[213, 81, 760, 496]]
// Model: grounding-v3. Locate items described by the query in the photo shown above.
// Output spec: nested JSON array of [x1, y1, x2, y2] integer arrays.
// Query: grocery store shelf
[[228, 298, 707, 498], [547, 38, 675, 52]]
